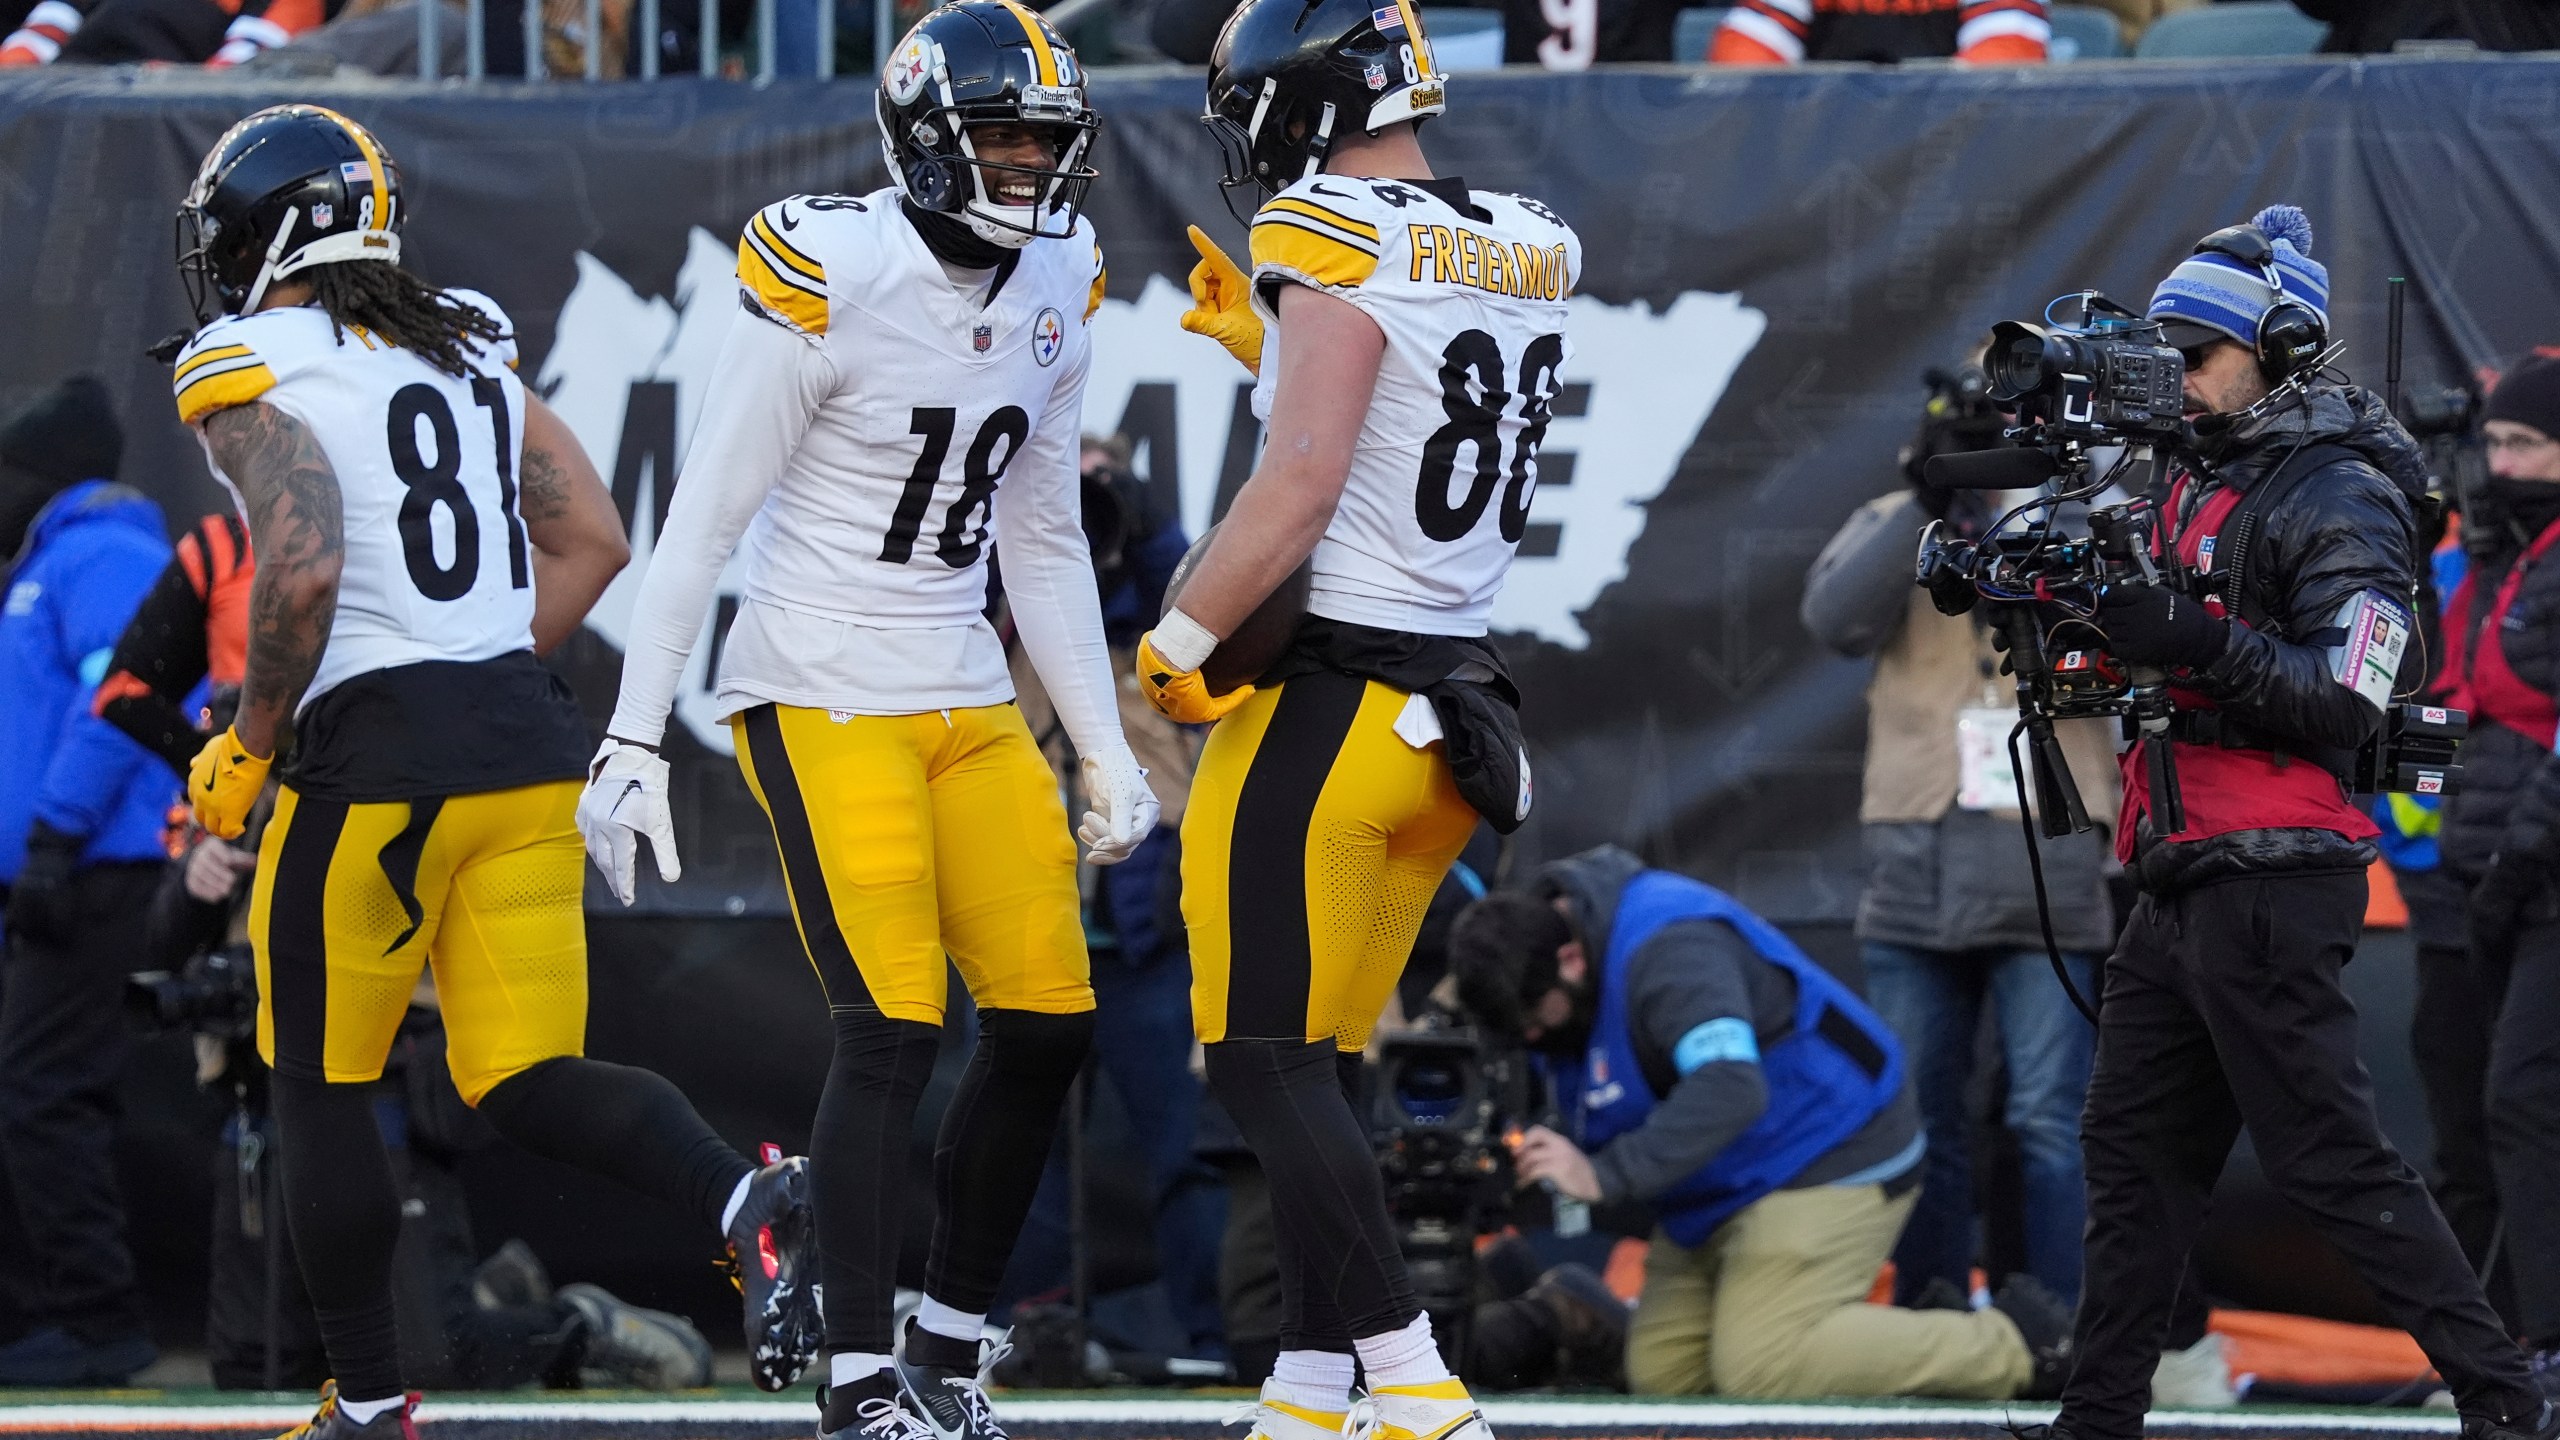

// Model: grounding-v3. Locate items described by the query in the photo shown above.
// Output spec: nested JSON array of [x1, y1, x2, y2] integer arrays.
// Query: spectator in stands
[[1799, 371, 2107, 1319], [2437, 354, 2560, 1373], [2294, 0, 2560, 50], [1447, 845, 2075, 1399], [0, 0, 323, 67], [0, 377, 172, 1387], [1707, 0, 2046, 63], [1496, 0, 1690, 66]]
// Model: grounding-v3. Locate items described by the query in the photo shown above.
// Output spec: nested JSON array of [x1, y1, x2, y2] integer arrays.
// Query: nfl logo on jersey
[[1033, 308, 1064, 367], [972, 323, 993, 354]]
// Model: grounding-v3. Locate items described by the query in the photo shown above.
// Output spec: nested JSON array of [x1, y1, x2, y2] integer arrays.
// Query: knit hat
[[2148, 205, 2331, 354], [2487, 353, 2560, 443], [0, 376, 122, 491]]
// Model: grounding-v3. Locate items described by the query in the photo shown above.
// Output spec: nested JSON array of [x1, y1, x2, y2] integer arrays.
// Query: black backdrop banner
[[4, 59, 2558, 920]]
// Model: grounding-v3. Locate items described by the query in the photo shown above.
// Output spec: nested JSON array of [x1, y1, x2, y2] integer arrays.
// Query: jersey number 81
[[1417, 329, 1566, 545]]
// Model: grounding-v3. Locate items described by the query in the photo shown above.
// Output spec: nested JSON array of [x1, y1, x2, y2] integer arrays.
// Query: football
[[1162, 524, 1312, 696]]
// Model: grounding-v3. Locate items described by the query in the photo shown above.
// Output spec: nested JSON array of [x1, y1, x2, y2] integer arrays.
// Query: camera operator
[[2047, 205, 2549, 1440], [2436, 353, 2560, 1372], [1803, 357, 2111, 1319], [1447, 845, 2073, 1400]]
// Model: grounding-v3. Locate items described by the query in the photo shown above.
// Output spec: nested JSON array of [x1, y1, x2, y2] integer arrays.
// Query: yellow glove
[[189, 726, 272, 841], [1178, 224, 1263, 377], [1137, 631, 1255, 726]]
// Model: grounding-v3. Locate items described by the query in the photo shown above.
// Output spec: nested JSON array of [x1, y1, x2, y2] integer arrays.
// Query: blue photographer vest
[[1563, 870, 1905, 1247]]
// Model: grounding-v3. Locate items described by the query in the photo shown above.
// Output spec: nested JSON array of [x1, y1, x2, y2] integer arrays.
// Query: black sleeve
[[97, 543, 215, 778], [1586, 921, 1772, 1206], [2192, 462, 2414, 751], [1802, 495, 1924, 659]]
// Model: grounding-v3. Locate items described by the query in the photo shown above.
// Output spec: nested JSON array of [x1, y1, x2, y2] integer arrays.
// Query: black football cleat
[[722, 1147, 821, 1392], [272, 1383, 419, 1440], [899, 1317, 1010, 1440], [823, 1384, 942, 1440]]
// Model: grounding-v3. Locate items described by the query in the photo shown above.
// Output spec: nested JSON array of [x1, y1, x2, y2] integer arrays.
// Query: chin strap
[[238, 206, 300, 315]]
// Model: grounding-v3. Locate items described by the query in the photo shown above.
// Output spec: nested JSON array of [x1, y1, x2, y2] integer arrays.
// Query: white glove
[[1075, 747, 1161, 866], [577, 737, 682, 905]]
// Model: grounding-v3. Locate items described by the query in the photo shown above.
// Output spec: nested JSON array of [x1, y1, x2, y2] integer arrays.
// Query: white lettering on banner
[[539, 239, 1768, 747], [539, 228, 751, 754]]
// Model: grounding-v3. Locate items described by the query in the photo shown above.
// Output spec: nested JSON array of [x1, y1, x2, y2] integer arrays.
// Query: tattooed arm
[[202, 401, 343, 761], [519, 391, 628, 655]]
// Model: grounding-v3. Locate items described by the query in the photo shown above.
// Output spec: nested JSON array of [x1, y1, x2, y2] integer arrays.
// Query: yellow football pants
[[249, 779, 588, 1105], [1184, 671, 1477, 1049], [732, 702, 1092, 1025]]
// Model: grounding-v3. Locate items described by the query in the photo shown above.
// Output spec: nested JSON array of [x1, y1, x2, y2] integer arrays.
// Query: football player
[[1142, 3, 1579, 1438], [170, 105, 818, 1440], [573, 7, 1157, 1439]]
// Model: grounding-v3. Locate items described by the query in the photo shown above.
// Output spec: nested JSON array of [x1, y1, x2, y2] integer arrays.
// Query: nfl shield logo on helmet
[[310, 202, 332, 228], [972, 323, 993, 354], [1033, 308, 1064, 366], [1364, 60, 1388, 89]]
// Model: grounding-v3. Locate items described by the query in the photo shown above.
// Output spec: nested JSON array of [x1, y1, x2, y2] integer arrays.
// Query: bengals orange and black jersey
[[95, 510, 253, 777]]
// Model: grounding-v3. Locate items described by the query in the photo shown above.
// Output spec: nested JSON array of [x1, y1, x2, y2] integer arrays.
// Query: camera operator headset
[[2049, 203, 2554, 1440]]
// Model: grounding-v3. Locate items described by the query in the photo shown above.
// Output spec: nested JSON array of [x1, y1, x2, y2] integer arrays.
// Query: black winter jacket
[[2138, 384, 2424, 894], [2441, 504, 2560, 893]]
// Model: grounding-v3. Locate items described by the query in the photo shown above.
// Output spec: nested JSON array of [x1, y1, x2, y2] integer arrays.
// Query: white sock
[[1353, 1313, 1452, 1390], [915, 1296, 985, 1346], [1270, 1349, 1356, 1412], [832, 1351, 894, 1388], [336, 1393, 405, 1425], [720, 1170, 755, 1234]]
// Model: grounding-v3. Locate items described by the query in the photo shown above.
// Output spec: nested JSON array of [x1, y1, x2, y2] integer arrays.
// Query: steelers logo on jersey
[[1034, 307, 1065, 366]]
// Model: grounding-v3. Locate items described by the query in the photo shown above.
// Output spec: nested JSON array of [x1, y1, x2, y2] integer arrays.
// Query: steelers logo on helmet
[[1203, 0, 1447, 213], [875, 0, 1099, 250], [175, 103, 406, 324]]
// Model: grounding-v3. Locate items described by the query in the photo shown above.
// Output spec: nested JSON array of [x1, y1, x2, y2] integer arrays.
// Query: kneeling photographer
[[2005, 206, 2548, 1440], [1447, 845, 2070, 1400]]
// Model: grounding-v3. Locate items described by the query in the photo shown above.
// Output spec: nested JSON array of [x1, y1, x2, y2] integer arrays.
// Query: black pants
[[2414, 937, 2518, 1330], [2062, 872, 2535, 1440], [2486, 913, 2560, 1346], [0, 863, 160, 1343]]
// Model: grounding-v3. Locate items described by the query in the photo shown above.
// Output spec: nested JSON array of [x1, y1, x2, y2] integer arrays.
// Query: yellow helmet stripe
[[314, 105, 388, 224], [997, 0, 1060, 86], [1392, 0, 1436, 75]]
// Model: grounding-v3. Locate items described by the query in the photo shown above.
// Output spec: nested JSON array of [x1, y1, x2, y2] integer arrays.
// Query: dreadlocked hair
[[301, 261, 504, 378]]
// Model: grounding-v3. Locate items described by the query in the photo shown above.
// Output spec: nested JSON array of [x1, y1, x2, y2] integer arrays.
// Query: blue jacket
[[1559, 869, 1904, 1246], [0, 481, 175, 880]]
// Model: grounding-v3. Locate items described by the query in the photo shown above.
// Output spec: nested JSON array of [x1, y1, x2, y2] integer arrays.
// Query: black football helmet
[[1204, 0, 1447, 205], [176, 104, 405, 324], [878, 0, 1098, 249]]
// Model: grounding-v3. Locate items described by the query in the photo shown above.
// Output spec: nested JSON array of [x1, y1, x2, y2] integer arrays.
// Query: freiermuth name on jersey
[[1245, 175, 1582, 638]]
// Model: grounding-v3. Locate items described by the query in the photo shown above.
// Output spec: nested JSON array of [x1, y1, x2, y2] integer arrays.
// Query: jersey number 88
[[1417, 329, 1566, 545]]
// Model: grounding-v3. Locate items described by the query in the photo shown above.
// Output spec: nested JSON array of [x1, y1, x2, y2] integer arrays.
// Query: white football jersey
[[730, 188, 1099, 631], [175, 289, 533, 710], [1248, 175, 1580, 637], [602, 188, 1109, 742]]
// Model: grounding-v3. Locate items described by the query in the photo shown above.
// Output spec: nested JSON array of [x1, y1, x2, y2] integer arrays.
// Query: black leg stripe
[[268, 793, 350, 1078], [741, 705, 876, 1010], [1225, 672, 1365, 1041]]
